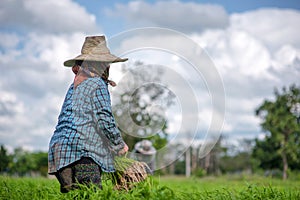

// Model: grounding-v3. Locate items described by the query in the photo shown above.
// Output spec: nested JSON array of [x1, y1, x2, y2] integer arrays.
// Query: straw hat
[[134, 140, 156, 155], [63, 35, 128, 67]]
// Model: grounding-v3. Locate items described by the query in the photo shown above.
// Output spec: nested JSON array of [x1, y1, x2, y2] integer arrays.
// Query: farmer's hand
[[118, 143, 129, 156]]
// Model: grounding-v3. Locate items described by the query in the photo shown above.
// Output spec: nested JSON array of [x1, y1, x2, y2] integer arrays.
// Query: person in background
[[48, 36, 128, 193], [133, 140, 156, 171]]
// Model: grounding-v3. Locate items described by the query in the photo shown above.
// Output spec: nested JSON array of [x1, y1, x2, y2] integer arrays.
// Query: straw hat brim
[[135, 146, 156, 155], [64, 54, 128, 67], [136, 148, 156, 155]]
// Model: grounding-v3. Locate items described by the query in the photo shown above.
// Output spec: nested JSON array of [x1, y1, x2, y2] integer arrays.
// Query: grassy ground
[[1, 175, 299, 200], [159, 175, 300, 199]]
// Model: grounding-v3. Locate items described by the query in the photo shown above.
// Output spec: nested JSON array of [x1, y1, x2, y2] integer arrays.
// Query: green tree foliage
[[112, 62, 175, 150], [215, 138, 259, 175], [31, 152, 48, 177], [252, 136, 282, 170], [254, 84, 300, 179], [0, 146, 48, 177], [0, 145, 10, 172], [174, 160, 186, 175]]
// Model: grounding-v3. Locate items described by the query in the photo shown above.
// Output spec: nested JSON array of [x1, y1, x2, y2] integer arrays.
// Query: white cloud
[[230, 8, 300, 50], [272, 45, 300, 70], [0, 91, 24, 119], [0, 0, 102, 151], [195, 29, 273, 79], [195, 8, 300, 142], [0, 0, 98, 33], [0, 32, 88, 151], [106, 0, 229, 33]]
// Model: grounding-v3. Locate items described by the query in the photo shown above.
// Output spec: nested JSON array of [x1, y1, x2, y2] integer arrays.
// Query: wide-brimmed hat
[[63, 35, 128, 67], [134, 140, 156, 155]]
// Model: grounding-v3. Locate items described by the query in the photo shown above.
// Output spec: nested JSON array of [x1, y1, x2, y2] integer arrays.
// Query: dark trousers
[[55, 157, 102, 193]]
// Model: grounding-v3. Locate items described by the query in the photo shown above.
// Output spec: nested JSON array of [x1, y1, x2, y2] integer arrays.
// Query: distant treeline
[[0, 146, 48, 177]]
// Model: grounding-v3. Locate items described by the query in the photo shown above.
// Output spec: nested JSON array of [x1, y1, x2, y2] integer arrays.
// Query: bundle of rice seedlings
[[109, 156, 152, 191]]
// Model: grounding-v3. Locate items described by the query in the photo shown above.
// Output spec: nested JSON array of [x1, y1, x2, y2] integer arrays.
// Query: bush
[[192, 168, 206, 178]]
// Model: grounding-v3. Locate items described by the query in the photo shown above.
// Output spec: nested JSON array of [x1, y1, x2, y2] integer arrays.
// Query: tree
[[31, 152, 48, 177], [0, 145, 10, 173], [198, 136, 226, 175], [255, 84, 300, 180], [220, 139, 255, 174], [8, 148, 48, 177], [9, 147, 35, 176], [252, 135, 282, 171], [112, 62, 175, 150]]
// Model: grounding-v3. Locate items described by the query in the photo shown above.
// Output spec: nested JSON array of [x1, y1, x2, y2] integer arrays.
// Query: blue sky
[[0, 0, 299, 152], [72, 0, 300, 36], [74, 0, 300, 14]]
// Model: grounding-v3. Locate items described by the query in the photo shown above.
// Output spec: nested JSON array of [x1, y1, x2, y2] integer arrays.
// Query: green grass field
[[1, 175, 299, 200]]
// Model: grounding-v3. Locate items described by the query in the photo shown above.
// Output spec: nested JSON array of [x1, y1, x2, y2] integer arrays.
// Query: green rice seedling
[[1, 175, 300, 200], [104, 155, 152, 191]]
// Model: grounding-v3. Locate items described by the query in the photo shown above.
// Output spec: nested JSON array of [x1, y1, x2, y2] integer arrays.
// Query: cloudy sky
[[0, 0, 299, 152]]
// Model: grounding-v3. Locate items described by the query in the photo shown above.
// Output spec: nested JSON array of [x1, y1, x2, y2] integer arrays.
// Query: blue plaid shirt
[[48, 77, 125, 174]]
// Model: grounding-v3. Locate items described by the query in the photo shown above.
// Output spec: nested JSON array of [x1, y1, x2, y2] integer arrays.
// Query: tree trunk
[[191, 147, 197, 173], [282, 150, 288, 180], [281, 132, 290, 180], [204, 152, 210, 173], [169, 162, 175, 175], [185, 148, 191, 177]]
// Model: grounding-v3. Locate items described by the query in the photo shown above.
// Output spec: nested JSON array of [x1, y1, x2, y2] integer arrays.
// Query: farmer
[[133, 140, 156, 171], [48, 36, 129, 193]]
